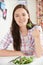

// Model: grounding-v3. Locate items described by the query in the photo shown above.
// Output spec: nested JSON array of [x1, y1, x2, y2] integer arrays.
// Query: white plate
[[0, 56, 43, 65], [8, 56, 43, 65]]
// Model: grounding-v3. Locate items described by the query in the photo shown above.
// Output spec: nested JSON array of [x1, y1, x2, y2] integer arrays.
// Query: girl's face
[[14, 8, 29, 27]]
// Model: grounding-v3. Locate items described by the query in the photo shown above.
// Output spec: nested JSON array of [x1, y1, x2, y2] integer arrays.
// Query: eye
[[15, 14, 19, 17], [22, 13, 26, 16]]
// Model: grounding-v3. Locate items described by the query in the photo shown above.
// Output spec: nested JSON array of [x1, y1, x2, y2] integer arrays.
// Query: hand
[[18, 51, 25, 56], [32, 29, 42, 58], [32, 29, 40, 38], [14, 51, 25, 56]]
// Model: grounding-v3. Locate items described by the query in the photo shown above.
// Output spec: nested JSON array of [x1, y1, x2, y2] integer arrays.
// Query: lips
[[19, 21, 25, 23]]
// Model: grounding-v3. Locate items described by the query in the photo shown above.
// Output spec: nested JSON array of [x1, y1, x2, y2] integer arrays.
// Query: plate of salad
[[9, 56, 34, 65]]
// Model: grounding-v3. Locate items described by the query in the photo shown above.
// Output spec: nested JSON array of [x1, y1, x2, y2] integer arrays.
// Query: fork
[[8, 56, 21, 63]]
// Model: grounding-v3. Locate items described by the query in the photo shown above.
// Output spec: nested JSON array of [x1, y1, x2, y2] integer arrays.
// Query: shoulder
[[0, 30, 13, 49], [2, 30, 13, 43], [33, 25, 42, 32], [28, 25, 42, 33]]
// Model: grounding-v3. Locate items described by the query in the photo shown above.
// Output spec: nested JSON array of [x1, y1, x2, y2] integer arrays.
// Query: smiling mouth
[[19, 21, 25, 23], [19, 21, 23, 23]]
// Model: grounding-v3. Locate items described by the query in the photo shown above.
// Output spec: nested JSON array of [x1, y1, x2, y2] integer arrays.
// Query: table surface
[[0, 56, 43, 65]]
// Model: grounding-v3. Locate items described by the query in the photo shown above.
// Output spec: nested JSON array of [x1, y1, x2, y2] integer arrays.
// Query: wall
[[0, 0, 17, 40], [27, 0, 36, 24]]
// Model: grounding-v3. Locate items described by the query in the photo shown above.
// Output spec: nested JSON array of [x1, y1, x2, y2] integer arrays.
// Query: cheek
[[14, 17, 17, 21], [15, 20, 19, 25], [14, 17, 19, 23], [25, 17, 28, 22]]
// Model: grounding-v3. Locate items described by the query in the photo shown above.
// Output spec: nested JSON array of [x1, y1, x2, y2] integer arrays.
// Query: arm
[[0, 32, 24, 56], [32, 28, 42, 57], [34, 37, 42, 57], [0, 50, 24, 56]]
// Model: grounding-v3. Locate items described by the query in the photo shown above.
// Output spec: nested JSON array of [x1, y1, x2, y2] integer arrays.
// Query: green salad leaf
[[11, 56, 34, 65], [27, 23, 32, 28]]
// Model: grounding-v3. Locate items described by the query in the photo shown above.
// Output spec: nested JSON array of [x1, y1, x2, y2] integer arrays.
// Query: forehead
[[14, 8, 28, 14]]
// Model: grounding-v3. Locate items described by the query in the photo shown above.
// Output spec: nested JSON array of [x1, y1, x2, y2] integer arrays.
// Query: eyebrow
[[15, 12, 26, 15]]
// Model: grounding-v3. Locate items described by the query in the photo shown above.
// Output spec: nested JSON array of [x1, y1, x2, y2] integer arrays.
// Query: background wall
[[27, 0, 36, 24], [0, 0, 17, 40], [0, 0, 36, 40]]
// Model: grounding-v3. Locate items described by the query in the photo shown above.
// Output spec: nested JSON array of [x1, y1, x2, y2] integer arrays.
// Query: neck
[[20, 26, 28, 36]]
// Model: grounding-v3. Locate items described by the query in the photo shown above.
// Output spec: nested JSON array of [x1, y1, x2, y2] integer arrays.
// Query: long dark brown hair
[[11, 4, 35, 51]]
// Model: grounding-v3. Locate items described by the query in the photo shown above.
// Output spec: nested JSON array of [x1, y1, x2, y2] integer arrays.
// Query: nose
[[19, 16, 23, 20]]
